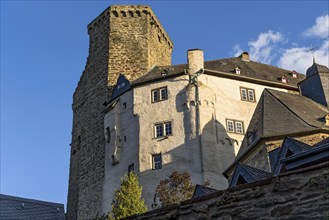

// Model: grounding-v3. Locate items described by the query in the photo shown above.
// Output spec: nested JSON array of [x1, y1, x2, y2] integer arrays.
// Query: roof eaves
[[131, 72, 185, 88], [281, 144, 329, 163], [204, 69, 299, 91]]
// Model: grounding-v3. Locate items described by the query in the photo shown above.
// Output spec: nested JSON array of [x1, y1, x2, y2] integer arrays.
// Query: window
[[105, 127, 111, 143], [226, 119, 244, 134], [128, 163, 134, 173], [240, 87, 256, 102], [154, 121, 172, 138], [151, 87, 168, 103], [152, 154, 162, 170], [123, 102, 127, 110]]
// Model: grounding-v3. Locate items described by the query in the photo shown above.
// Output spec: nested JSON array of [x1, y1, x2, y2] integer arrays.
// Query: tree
[[153, 171, 210, 208], [108, 172, 147, 220]]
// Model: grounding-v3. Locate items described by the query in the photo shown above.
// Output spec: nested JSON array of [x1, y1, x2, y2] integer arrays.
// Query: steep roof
[[306, 62, 329, 78], [236, 89, 329, 161], [229, 163, 272, 187], [281, 137, 329, 171], [191, 185, 219, 199], [131, 57, 305, 87], [0, 194, 65, 220]]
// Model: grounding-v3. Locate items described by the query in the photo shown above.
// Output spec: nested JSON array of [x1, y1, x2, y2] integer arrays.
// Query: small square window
[[154, 121, 172, 138], [240, 87, 256, 102], [235, 121, 244, 134], [241, 88, 247, 101], [152, 154, 162, 170], [227, 120, 235, 132], [151, 87, 168, 103], [164, 122, 172, 135], [160, 88, 167, 100], [155, 124, 163, 138], [248, 90, 255, 102], [128, 163, 134, 173], [152, 90, 159, 102], [226, 119, 244, 134]]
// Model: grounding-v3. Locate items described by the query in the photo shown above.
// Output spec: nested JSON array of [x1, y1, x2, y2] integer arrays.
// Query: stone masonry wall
[[125, 162, 329, 220], [108, 5, 173, 84], [67, 5, 173, 220]]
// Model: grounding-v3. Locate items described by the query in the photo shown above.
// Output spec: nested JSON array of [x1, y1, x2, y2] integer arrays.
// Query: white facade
[[102, 51, 292, 212]]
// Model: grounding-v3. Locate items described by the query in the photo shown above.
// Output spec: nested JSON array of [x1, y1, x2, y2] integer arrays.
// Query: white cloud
[[303, 15, 329, 38], [232, 44, 243, 57], [240, 31, 284, 64], [231, 15, 329, 74], [278, 40, 329, 73]]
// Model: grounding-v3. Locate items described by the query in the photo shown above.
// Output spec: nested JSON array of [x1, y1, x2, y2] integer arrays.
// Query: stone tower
[[66, 5, 173, 220]]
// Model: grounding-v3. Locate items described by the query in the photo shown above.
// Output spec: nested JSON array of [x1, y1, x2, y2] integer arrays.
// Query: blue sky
[[1, 1, 328, 208]]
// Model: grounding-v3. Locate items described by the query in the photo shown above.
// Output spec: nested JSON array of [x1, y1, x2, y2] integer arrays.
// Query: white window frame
[[226, 119, 244, 134], [151, 87, 168, 103], [154, 121, 172, 138], [152, 154, 162, 170], [240, 87, 256, 102], [226, 120, 235, 132]]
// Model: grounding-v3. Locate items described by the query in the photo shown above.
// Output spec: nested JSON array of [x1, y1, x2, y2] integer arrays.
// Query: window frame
[[151, 87, 168, 103], [226, 119, 244, 134], [154, 121, 173, 138], [152, 154, 162, 170], [240, 87, 256, 102]]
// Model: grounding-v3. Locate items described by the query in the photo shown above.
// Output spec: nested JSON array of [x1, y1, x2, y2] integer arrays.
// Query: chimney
[[240, 52, 250, 61], [187, 49, 204, 75]]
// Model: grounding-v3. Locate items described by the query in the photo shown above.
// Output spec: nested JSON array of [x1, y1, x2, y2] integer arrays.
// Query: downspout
[[187, 48, 205, 183], [194, 71, 204, 183]]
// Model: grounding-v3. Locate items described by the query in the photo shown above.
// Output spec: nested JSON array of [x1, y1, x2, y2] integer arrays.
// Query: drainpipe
[[187, 49, 204, 183]]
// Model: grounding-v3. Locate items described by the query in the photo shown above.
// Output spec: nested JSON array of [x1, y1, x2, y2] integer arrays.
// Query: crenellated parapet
[[88, 5, 173, 49]]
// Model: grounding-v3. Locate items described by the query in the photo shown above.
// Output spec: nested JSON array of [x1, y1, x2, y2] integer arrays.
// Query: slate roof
[[0, 194, 65, 220], [237, 89, 329, 159], [191, 185, 219, 199], [306, 62, 329, 78], [229, 163, 272, 187], [131, 56, 305, 87], [273, 137, 311, 175]]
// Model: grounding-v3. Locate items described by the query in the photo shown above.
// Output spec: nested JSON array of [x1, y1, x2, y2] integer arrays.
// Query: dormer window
[[291, 70, 297, 78], [235, 67, 241, 75], [281, 76, 287, 83]]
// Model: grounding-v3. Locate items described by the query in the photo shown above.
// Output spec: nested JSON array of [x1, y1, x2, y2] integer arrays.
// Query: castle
[[66, 5, 329, 219]]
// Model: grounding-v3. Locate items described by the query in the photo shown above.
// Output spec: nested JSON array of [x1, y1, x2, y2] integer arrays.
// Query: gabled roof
[[110, 74, 131, 101], [0, 194, 65, 220], [191, 185, 219, 199], [281, 137, 329, 171], [131, 56, 305, 88], [237, 89, 329, 159], [229, 163, 272, 188], [273, 137, 311, 176]]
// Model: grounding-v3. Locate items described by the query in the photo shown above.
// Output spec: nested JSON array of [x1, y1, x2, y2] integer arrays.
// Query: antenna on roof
[[307, 44, 318, 64]]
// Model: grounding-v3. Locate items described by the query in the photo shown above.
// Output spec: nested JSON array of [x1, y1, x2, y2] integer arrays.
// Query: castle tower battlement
[[67, 5, 173, 220]]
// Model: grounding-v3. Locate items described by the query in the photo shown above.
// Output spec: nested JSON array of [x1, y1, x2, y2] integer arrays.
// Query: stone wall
[[125, 162, 329, 220], [67, 5, 173, 220]]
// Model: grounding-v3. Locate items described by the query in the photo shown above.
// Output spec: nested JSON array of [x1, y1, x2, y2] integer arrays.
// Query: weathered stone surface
[[67, 5, 173, 220], [124, 162, 329, 220]]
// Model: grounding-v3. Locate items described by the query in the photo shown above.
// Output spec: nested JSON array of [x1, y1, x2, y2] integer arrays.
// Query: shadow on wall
[[201, 118, 236, 188]]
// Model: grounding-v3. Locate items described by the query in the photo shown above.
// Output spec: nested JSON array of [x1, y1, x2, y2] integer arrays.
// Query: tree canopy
[[109, 172, 147, 220], [153, 171, 209, 208]]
